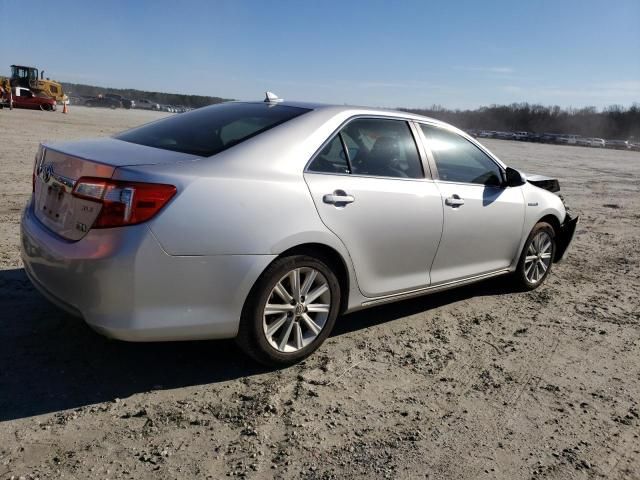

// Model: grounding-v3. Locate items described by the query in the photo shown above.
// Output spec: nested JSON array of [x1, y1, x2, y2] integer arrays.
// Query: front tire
[[514, 222, 556, 290], [236, 255, 341, 366]]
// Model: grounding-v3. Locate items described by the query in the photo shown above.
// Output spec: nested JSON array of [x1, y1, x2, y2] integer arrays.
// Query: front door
[[304, 117, 443, 298], [418, 124, 525, 284]]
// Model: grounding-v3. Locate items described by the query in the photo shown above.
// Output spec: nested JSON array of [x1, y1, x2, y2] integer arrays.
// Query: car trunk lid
[[33, 138, 198, 241]]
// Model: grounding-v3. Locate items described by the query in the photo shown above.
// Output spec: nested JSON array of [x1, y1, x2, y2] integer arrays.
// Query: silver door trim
[[361, 267, 510, 307]]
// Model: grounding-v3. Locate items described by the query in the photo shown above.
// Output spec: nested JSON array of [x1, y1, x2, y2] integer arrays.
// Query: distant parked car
[[576, 137, 603, 148], [557, 134, 580, 145], [136, 99, 160, 111], [513, 131, 529, 141], [605, 140, 629, 150], [85, 96, 122, 109], [478, 130, 493, 138], [105, 94, 135, 109], [629, 142, 640, 152], [10, 87, 57, 111], [526, 132, 542, 142]]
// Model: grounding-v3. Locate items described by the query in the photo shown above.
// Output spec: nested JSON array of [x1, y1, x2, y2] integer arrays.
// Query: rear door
[[418, 124, 525, 284], [304, 117, 443, 298]]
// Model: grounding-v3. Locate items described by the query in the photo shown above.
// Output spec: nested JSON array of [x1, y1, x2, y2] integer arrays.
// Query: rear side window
[[116, 102, 310, 157], [344, 119, 423, 179], [308, 118, 423, 179], [420, 124, 503, 186]]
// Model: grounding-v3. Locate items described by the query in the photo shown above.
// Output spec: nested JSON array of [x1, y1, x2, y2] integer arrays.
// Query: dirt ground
[[1, 106, 639, 480]]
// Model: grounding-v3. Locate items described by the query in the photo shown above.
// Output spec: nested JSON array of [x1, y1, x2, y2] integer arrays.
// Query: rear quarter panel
[[146, 172, 336, 256]]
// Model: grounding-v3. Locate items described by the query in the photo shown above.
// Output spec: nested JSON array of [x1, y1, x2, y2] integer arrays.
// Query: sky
[[1, 0, 638, 109]]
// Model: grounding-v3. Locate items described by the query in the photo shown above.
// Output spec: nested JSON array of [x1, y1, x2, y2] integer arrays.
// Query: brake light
[[72, 177, 177, 228]]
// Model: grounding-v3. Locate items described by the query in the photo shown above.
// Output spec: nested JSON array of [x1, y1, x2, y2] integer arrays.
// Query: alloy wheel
[[524, 231, 553, 284], [262, 267, 331, 353]]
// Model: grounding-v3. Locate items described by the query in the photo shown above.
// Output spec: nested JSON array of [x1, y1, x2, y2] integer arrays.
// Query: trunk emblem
[[40, 163, 54, 183], [36, 163, 76, 191]]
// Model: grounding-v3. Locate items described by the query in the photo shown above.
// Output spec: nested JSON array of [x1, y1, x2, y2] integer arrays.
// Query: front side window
[[116, 102, 310, 157], [420, 124, 503, 187]]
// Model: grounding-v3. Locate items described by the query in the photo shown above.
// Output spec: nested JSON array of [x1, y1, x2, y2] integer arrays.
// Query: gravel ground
[[0, 107, 639, 480]]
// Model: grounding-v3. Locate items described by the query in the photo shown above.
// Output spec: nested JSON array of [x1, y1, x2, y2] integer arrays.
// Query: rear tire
[[236, 255, 341, 367], [514, 222, 556, 290]]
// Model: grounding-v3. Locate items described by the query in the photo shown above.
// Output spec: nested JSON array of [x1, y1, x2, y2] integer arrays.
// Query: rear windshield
[[116, 102, 310, 157]]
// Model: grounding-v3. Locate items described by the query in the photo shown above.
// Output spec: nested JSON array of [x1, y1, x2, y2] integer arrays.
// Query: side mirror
[[505, 167, 525, 187]]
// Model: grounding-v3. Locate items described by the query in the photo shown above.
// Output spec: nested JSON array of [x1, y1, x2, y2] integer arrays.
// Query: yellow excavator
[[0, 65, 68, 103]]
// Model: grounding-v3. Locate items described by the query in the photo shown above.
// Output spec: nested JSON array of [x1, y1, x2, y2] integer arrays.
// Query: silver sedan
[[21, 94, 578, 365]]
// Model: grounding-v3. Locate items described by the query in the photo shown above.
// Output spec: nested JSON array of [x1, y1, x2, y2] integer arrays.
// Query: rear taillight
[[72, 177, 176, 228]]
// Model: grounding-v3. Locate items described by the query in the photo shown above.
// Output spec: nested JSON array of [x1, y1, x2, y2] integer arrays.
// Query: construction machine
[[0, 65, 67, 103]]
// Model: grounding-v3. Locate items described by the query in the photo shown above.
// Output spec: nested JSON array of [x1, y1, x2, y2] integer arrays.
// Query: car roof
[[233, 100, 448, 126]]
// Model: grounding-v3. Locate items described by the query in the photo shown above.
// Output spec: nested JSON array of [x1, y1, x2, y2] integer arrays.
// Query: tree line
[[61, 81, 639, 140], [62, 82, 229, 109], [401, 103, 640, 140]]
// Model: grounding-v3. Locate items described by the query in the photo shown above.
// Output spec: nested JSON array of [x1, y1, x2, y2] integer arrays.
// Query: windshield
[[116, 102, 310, 157]]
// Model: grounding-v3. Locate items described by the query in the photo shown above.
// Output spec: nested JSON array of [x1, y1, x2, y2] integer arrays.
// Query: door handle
[[323, 190, 355, 205], [445, 195, 465, 207]]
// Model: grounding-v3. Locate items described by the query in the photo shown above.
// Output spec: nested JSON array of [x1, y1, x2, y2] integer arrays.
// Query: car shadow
[[0, 267, 518, 421]]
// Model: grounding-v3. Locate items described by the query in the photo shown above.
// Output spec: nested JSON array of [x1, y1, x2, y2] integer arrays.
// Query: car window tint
[[220, 117, 278, 145], [116, 102, 310, 157], [421, 124, 503, 187], [308, 134, 350, 174], [340, 118, 423, 179]]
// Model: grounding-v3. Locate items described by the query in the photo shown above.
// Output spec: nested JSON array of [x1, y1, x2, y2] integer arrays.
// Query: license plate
[[40, 184, 66, 222]]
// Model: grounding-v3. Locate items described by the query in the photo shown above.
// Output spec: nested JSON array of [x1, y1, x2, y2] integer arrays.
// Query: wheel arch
[[538, 213, 561, 236], [513, 206, 565, 270], [537, 213, 565, 261], [274, 243, 351, 314]]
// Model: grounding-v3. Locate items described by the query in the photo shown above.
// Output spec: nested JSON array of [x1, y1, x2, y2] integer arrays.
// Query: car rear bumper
[[21, 201, 275, 341], [555, 213, 579, 262]]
